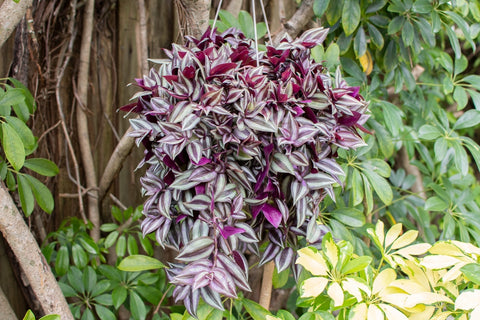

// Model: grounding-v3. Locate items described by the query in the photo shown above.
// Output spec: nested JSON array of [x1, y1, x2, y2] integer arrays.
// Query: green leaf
[[242, 298, 272, 320], [24, 175, 54, 213], [326, 0, 343, 25], [23, 310, 35, 320], [58, 282, 77, 298], [100, 223, 118, 232], [340, 57, 365, 82], [238, 11, 254, 39], [454, 56, 468, 76], [462, 137, 480, 172], [313, 0, 330, 17], [94, 305, 116, 320], [0, 87, 25, 109], [324, 43, 340, 69], [414, 18, 435, 47], [367, 23, 384, 49], [402, 20, 414, 46], [342, 0, 361, 36], [129, 291, 147, 320], [72, 243, 88, 268], [55, 246, 69, 276], [331, 208, 365, 228], [453, 86, 468, 110], [2, 122, 25, 171], [5, 116, 36, 154], [452, 140, 469, 176], [460, 263, 480, 285], [353, 27, 366, 57], [463, 75, 480, 91], [94, 293, 113, 306], [81, 308, 95, 320], [17, 174, 34, 216], [83, 266, 97, 293], [425, 197, 448, 211], [468, 89, 480, 109], [112, 286, 127, 309], [273, 266, 289, 289], [341, 256, 372, 274], [218, 10, 240, 29], [8, 78, 35, 113], [78, 236, 100, 255], [446, 26, 461, 59], [350, 168, 364, 206], [118, 254, 165, 272], [454, 110, 480, 129], [275, 310, 296, 320], [388, 16, 405, 34], [362, 170, 393, 205], [127, 234, 139, 255], [418, 125, 442, 140], [116, 234, 126, 257], [23, 158, 59, 176], [434, 138, 448, 162], [104, 230, 119, 249]]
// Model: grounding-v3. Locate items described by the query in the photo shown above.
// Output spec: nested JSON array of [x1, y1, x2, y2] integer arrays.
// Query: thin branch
[[258, 261, 275, 309], [98, 127, 136, 202], [0, 0, 34, 48], [76, 0, 101, 241], [54, 0, 87, 224]]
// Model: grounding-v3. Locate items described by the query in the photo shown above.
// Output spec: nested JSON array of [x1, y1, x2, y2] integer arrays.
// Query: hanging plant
[[122, 26, 370, 316]]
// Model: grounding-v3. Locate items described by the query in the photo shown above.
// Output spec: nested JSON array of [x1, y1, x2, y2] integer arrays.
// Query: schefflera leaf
[[124, 24, 370, 315]]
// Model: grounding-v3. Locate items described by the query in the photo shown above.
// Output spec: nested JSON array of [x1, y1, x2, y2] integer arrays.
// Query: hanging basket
[[122, 26, 369, 316]]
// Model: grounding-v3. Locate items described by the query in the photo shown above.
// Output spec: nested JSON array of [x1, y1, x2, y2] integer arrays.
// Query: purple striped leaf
[[176, 237, 214, 262]]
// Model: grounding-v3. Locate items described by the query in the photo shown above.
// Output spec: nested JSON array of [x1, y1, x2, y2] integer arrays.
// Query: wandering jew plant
[[122, 27, 370, 316]]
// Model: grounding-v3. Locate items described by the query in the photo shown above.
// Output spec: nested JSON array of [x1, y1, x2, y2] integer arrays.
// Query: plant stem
[[259, 261, 275, 310]]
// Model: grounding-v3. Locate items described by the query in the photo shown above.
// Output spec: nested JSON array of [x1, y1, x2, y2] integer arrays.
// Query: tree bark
[[75, 0, 100, 241], [0, 0, 33, 48], [259, 261, 275, 309], [180, 0, 212, 38], [0, 286, 17, 320], [0, 184, 73, 319], [273, 0, 314, 43]]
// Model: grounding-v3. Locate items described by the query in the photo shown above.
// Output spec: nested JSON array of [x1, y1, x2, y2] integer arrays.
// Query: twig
[[259, 261, 275, 309], [37, 120, 61, 144], [54, 0, 87, 224], [109, 193, 128, 211], [76, 0, 101, 241], [98, 127, 136, 202]]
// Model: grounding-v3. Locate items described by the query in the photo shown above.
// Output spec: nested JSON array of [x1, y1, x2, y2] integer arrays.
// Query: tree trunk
[[0, 0, 33, 48], [0, 184, 73, 319]]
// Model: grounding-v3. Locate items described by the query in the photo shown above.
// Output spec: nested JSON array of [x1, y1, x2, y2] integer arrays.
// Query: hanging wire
[[259, 0, 272, 44], [210, 0, 224, 37], [252, 0, 260, 66]]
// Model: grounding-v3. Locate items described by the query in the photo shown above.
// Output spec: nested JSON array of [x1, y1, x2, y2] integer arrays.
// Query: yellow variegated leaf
[[408, 306, 435, 320], [327, 282, 344, 307], [359, 50, 373, 76], [400, 260, 430, 290], [373, 268, 396, 295], [342, 277, 371, 302], [471, 307, 480, 319], [391, 230, 418, 250], [420, 255, 461, 270], [381, 293, 409, 309], [455, 289, 480, 310], [297, 247, 328, 276], [368, 304, 384, 320], [301, 276, 329, 298], [451, 240, 480, 256], [378, 303, 408, 320], [429, 242, 465, 256], [324, 236, 339, 268], [394, 243, 432, 258], [430, 311, 453, 320], [404, 292, 453, 308], [442, 262, 466, 282], [376, 220, 385, 247], [389, 279, 425, 294], [266, 316, 282, 320], [349, 302, 367, 320], [385, 223, 403, 248]]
